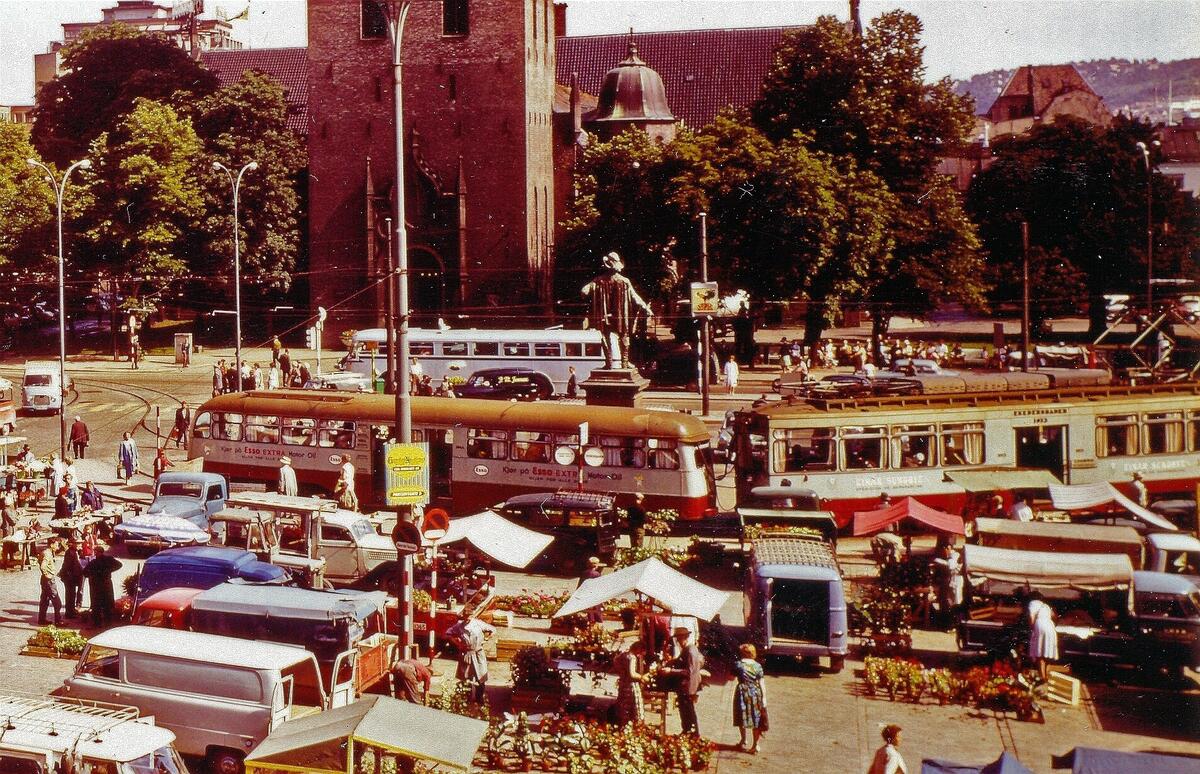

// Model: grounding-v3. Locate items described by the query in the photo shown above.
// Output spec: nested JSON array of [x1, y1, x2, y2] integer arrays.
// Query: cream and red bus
[[733, 382, 1200, 526], [189, 390, 716, 519]]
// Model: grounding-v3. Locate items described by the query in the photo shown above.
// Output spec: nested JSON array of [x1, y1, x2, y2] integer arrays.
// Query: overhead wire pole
[[28, 157, 91, 460], [1135, 140, 1158, 332], [699, 212, 711, 417], [1021, 221, 1030, 373], [385, 217, 397, 393]]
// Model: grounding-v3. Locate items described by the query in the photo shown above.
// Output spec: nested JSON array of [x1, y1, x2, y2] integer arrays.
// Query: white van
[[61, 625, 356, 774], [21, 361, 70, 413], [0, 691, 187, 774]]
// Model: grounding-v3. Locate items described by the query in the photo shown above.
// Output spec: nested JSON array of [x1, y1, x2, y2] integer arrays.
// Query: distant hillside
[[953, 57, 1200, 120]]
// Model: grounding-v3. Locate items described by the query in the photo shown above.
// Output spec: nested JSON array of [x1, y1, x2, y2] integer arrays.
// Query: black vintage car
[[452, 368, 554, 401], [494, 491, 620, 572]]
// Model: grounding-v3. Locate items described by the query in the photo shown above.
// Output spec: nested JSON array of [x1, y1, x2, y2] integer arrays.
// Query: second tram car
[[733, 382, 1200, 525], [189, 391, 716, 518]]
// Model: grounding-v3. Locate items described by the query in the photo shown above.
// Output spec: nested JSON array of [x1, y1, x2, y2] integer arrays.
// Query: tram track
[[70, 376, 185, 440]]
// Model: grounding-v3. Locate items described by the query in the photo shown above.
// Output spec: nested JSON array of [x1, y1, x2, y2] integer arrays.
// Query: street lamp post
[[212, 160, 258, 392], [27, 157, 91, 460], [1135, 140, 1159, 319]]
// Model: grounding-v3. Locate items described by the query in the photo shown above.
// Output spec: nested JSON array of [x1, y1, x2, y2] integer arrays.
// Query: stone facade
[[306, 0, 557, 331]]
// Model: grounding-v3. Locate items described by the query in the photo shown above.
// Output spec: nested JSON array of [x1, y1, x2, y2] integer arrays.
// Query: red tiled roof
[[201, 47, 309, 135], [986, 64, 1099, 121], [1160, 119, 1200, 163], [556, 26, 803, 129]]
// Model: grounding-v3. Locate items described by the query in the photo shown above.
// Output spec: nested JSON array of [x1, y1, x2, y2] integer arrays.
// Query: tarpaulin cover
[[852, 497, 965, 536], [1048, 482, 1177, 531], [244, 694, 488, 773], [921, 751, 1034, 774], [422, 510, 554, 568], [964, 545, 1133, 590], [117, 514, 211, 545], [553, 557, 730, 621], [946, 469, 1062, 493], [1063, 746, 1199, 774]]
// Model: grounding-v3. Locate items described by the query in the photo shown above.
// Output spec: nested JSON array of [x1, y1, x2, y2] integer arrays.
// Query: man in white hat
[[278, 456, 298, 497]]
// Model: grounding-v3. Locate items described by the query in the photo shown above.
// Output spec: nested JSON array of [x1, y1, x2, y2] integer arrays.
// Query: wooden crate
[[1046, 671, 1081, 707], [495, 638, 539, 663]]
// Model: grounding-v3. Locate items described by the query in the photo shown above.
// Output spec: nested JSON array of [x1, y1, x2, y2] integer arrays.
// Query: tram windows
[[503, 343, 531, 357], [940, 422, 985, 466], [841, 427, 886, 470], [1144, 412, 1185, 454], [411, 342, 434, 356], [772, 428, 834, 472], [473, 342, 499, 356], [281, 418, 316, 446], [193, 411, 212, 439], [534, 343, 561, 357], [565, 343, 583, 357], [443, 342, 468, 357], [212, 412, 243, 442], [599, 435, 645, 468], [317, 419, 355, 449], [244, 415, 280, 444], [647, 438, 679, 470], [893, 425, 934, 468], [1190, 413, 1200, 452], [512, 431, 552, 463], [1096, 414, 1138, 457], [467, 428, 508, 459]]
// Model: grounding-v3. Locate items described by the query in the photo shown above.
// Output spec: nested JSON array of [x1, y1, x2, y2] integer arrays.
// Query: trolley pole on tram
[[699, 212, 711, 417], [1021, 220, 1030, 373]]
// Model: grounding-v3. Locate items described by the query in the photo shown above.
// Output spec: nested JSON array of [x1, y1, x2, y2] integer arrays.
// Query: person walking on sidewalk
[[723, 355, 740, 395], [172, 402, 191, 450], [69, 416, 90, 459], [733, 643, 768, 753], [37, 541, 63, 627], [117, 432, 139, 480]]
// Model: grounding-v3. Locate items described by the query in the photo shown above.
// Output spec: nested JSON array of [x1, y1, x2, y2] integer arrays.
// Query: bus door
[[424, 429, 452, 499], [1014, 425, 1068, 482]]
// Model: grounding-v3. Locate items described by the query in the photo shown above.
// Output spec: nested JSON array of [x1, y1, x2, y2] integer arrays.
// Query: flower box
[[510, 686, 565, 714]]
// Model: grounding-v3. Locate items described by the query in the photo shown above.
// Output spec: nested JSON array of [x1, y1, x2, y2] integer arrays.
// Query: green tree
[[74, 98, 205, 288], [192, 71, 308, 293], [966, 115, 1200, 334], [32, 24, 218, 167], [752, 11, 987, 346], [0, 123, 54, 267]]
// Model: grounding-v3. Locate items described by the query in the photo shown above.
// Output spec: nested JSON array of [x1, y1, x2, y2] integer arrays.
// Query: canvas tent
[[852, 497, 965, 536], [922, 751, 1034, 774], [1048, 482, 1177, 531], [1053, 746, 1199, 774], [244, 694, 488, 773], [553, 557, 730, 621], [945, 469, 1061, 493], [422, 510, 554, 568], [963, 545, 1134, 590]]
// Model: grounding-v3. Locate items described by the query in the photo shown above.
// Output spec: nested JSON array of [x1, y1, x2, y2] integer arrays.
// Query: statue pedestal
[[581, 368, 649, 408]]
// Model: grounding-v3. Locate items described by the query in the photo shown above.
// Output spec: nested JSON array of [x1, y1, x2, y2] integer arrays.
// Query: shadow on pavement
[[1086, 682, 1200, 742]]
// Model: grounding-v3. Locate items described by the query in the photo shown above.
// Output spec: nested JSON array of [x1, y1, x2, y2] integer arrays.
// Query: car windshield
[[466, 375, 494, 388], [156, 482, 202, 498], [23, 374, 51, 386], [348, 519, 376, 540], [118, 746, 189, 774]]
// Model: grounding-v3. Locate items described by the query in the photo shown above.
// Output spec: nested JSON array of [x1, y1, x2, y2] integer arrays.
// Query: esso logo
[[328, 454, 344, 465], [473, 464, 489, 476]]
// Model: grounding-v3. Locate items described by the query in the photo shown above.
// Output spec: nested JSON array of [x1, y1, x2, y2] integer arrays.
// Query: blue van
[[745, 537, 849, 672], [135, 546, 289, 608]]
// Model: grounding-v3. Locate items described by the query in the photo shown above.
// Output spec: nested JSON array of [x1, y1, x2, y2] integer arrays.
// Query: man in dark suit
[[172, 402, 192, 449], [662, 626, 704, 734]]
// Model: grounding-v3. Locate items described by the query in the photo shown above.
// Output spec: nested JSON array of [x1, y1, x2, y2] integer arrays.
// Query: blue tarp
[[1065, 747, 1199, 774], [922, 752, 1034, 774]]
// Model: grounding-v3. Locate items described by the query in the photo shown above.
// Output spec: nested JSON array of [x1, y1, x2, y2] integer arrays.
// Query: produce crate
[[1046, 671, 1081, 707], [495, 638, 539, 663]]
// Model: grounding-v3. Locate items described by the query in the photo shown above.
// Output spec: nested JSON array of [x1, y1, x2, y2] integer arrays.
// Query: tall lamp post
[[212, 160, 258, 392], [1135, 140, 1159, 319], [27, 157, 91, 459]]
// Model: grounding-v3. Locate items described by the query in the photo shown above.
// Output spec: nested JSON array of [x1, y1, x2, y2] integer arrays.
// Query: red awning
[[852, 497, 965, 536]]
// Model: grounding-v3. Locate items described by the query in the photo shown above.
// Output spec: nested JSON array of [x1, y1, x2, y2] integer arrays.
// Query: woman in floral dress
[[614, 641, 646, 725], [732, 643, 767, 753]]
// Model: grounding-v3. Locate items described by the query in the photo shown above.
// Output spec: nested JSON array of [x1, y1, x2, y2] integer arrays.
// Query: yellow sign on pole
[[384, 442, 429, 506], [690, 282, 719, 315]]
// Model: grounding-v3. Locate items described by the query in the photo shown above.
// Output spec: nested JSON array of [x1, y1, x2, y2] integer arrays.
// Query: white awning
[[553, 557, 730, 621], [946, 469, 1062, 492], [964, 544, 1134, 590], [1048, 482, 1177, 531], [423, 510, 553, 569]]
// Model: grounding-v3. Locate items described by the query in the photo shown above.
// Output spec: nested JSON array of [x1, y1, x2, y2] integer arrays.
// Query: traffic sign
[[583, 447, 605, 467], [384, 442, 430, 506], [421, 508, 450, 540], [392, 521, 422, 555]]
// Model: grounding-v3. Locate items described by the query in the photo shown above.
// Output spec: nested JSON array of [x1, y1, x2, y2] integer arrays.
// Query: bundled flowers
[[862, 656, 1043, 722]]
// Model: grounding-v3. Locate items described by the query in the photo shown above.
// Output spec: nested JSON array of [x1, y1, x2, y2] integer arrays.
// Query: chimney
[[554, 3, 567, 37]]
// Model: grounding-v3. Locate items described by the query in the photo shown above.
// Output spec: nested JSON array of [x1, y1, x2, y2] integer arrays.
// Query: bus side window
[[283, 417, 317, 446], [534, 343, 560, 357], [565, 343, 583, 357], [318, 420, 355, 449], [245, 415, 280, 444], [647, 438, 679, 470], [443, 342, 468, 356], [468, 429, 508, 459], [503, 343, 530, 357], [473, 342, 498, 356], [411, 342, 434, 356], [193, 411, 212, 439], [584, 343, 603, 357], [512, 431, 551, 463], [213, 412, 243, 442]]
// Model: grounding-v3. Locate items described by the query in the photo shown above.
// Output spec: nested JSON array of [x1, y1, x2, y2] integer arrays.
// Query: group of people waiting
[[212, 351, 312, 396], [37, 535, 122, 628]]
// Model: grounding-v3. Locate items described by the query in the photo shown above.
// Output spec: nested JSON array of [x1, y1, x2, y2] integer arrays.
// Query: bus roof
[[757, 380, 1200, 417], [200, 391, 711, 441], [90, 625, 314, 670], [0, 693, 177, 762], [353, 327, 602, 343]]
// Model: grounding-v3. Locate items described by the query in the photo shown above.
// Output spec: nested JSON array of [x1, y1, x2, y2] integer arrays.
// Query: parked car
[[453, 368, 553, 401], [133, 545, 290, 608], [114, 472, 228, 553], [494, 491, 620, 571]]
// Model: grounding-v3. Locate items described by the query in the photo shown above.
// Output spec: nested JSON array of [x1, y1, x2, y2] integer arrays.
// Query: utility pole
[[700, 212, 711, 417], [1021, 221, 1030, 373], [385, 217, 396, 393]]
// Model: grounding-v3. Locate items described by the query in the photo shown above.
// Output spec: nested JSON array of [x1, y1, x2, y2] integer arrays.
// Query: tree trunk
[[803, 301, 826, 352], [871, 313, 891, 365]]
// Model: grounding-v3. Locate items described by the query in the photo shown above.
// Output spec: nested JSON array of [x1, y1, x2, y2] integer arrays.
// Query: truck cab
[[115, 472, 227, 553], [745, 536, 848, 671], [737, 485, 838, 544], [20, 361, 70, 414]]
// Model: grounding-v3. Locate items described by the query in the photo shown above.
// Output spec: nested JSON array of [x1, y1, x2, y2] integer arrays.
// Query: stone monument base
[[581, 368, 649, 408]]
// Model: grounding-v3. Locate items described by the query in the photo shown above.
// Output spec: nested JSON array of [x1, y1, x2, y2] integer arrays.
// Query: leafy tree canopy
[[32, 24, 218, 167], [0, 123, 54, 267]]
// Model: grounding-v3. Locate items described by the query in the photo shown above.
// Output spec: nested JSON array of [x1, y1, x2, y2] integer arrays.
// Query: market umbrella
[[421, 510, 554, 568], [922, 751, 1034, 774], [852, 497, 965, 536], [1048, 482, 1177, 531], [244, 694, 488, 773], [552, 557, 730, 621]]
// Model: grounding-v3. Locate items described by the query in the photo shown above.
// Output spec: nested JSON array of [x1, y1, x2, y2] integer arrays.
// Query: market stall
[[1048, 482, 1177, 531], [244, 694, 488, 774], [921, 751, 1034, 774], [852, 497, 965, 537]]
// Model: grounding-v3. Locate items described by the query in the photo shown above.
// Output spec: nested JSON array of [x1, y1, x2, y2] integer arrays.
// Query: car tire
[[207, 748, 245, 774], [829, 655, 845, 673]]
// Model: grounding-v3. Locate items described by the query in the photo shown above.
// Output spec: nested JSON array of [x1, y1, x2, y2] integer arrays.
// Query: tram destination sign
[[384, 441, 430, 506]]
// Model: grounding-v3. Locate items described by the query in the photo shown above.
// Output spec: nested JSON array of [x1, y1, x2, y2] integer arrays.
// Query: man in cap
[[581, 251, 653, 369], [660, 625, 705, 734], [83, 543, 122, 627], [579, 556, 605, 625], [69, 415, 90, 459], [278, 456, 298, 497]]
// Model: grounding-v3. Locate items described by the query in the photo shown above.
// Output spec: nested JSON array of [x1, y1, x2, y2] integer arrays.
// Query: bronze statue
[[581, 251, 653, 369]]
